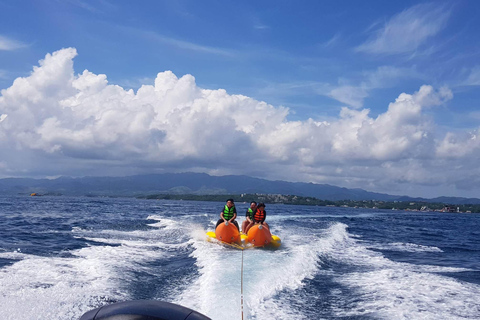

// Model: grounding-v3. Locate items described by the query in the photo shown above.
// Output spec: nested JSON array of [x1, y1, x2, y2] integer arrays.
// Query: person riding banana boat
[[252, 202, 269, 229], [215, 198, 240, 231], [242, 201, 256, 233], [244, 202, 269, 234], [209, 199, 280, 248]]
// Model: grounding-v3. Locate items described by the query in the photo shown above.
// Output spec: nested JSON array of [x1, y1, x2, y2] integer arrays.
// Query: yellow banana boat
[[206, 222, 281, 249]]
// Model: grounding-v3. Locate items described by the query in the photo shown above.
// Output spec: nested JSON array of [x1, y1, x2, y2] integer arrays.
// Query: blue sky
[[1, 1, 480, 198]]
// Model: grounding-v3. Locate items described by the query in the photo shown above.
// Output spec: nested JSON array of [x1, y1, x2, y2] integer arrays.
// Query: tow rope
[[213, 238, 247, 319], [240, 248, 244, 320]]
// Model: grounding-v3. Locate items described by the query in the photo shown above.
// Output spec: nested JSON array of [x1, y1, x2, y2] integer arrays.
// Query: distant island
[[1, 172, 480, 211], [140, 193, 480, 213]]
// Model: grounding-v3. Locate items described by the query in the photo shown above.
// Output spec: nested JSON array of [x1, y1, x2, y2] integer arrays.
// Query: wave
[[0, 250, 29, 261], [317, 223, 480, 319], [0, 246, 133, 319], [0, 217, 193, 320], [367, 242, 444, 253]]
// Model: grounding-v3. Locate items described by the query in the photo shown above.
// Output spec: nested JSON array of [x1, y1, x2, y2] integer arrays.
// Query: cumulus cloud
[[1, 48, 479, 197], [355, 3, 450, 54], [437, 131, 480, 158]]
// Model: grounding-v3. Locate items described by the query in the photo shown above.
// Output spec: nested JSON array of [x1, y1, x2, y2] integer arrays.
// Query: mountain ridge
[[0, 172, 479, 204]]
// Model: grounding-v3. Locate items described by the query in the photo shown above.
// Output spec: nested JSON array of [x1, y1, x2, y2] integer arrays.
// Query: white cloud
[[464, 66, 480, 86], [328, 85, 368, 109], [320, 33, 341, 48], [137, 29, 235, 57], [64, 0, 117, 13], [0, 35, 27, 51], [436, 131, 480, 158], [257, 66, 420, 109], [2, 48, 480, 197], [364, 65, 421, 88], [469, 111, 480, 121], [254, 24, 270, 30], [65, 0, 99, 12], [327, 66, 420, 108], [355, 3, 450, 54]]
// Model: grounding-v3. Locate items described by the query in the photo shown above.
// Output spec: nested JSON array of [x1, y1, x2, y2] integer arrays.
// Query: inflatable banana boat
[[206, 222, 281, 249]]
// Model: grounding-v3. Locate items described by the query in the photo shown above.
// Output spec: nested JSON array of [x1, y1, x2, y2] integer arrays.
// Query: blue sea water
[[0, 196, 479, 320]]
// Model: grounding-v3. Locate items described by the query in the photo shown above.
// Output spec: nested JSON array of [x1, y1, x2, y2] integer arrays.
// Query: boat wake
[[175, 221, 480, 319]]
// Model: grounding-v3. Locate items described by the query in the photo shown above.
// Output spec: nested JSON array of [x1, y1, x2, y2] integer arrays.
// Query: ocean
[[0, 196, 479, 319]]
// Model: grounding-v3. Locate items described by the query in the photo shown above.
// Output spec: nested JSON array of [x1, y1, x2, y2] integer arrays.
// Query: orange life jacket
[[253, 208, 266, 222]]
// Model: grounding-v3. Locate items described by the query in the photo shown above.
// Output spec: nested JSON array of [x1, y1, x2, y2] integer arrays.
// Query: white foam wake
[[0, 246, 134, 319], [175, 223, 333, 320], [0, 219, 187, 320], [177, 221, 480, 320], [318, 223, 480, 319]]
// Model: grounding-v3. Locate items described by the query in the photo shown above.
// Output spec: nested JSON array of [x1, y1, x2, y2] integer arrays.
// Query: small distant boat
[[30, 193, 41, 196], [206, 222, 281, 249]]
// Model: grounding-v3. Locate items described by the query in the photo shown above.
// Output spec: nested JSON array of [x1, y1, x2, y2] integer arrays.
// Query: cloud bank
[[1, 48, 479, 197]]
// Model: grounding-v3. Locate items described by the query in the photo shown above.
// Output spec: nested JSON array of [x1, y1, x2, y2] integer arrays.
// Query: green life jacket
[[223, 205, 236, 220], [247, 208, 254, 219]]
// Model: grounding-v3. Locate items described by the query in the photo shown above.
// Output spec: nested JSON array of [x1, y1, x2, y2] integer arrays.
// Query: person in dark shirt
[[242, 201, 257, 234], [215, 198, 239, 230]]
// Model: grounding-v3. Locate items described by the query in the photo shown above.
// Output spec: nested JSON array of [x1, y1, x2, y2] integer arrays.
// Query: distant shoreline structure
[[10, 190, 480, 213], [139, 193, 480, 213]]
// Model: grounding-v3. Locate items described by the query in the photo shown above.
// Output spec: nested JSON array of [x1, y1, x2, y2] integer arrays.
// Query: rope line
[[241, 248, 244, 320], [211, 237, 247, 319], [218, 240, 245, 319], [219, 241, 244, 250]]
